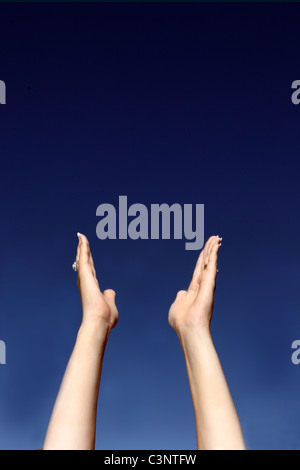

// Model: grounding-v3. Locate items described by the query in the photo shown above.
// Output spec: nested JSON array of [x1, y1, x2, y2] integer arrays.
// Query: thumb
[[103, 289, 116, 304]]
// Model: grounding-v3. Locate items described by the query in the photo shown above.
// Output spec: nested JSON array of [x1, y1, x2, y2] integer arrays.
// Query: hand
[[168, 236, 222, 335], [75, 233, 118, 331]]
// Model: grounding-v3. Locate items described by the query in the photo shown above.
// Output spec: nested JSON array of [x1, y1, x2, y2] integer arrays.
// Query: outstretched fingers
[[205, 236, 222, 277], [188, 236, 221, 292], [77, 233, 99, 280], [192, 236, 222, 309], [188, 251, 204, 292], [203, 236, 218, 269], [75, 235, 81, 265], [78, 233, 89, 265]]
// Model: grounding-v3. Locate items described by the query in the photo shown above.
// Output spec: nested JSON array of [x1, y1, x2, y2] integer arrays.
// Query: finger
[[206, 237, 222, 275], [78, 233, 90, 268], [188, 235, 218, 291], [75, 233, 81, 263], [203, 236, 220, 270], [188, 251, 204, 292], [188, 237, 218, 291], [194, 239, 221, 306]]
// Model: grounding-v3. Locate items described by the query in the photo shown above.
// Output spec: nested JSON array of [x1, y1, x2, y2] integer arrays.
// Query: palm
[[169, 236, 221, 332]]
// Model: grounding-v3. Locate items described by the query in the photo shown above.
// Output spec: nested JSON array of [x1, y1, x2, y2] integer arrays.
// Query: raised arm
[[43, 233, 118, 450], [168, 236, 245, 450]]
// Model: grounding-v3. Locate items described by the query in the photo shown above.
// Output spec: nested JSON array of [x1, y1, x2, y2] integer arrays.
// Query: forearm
[[43, 319, 110, 450], [179, 326, 246, 451]]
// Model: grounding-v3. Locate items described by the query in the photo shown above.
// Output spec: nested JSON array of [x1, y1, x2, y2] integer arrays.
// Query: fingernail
[[77, 232, 81, 238]]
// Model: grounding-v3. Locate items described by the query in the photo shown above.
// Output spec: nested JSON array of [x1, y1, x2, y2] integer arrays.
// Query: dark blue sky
[[0, 2, 300, 450]]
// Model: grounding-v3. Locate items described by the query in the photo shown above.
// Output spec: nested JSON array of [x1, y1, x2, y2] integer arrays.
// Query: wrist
[[176, 322, 211, 340], [176, 324, 212, 352], [79, 317, 111, 343], [180, 331, 214, 371]]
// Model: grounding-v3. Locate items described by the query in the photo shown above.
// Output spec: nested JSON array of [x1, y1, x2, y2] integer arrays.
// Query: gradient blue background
[[0, 2, 300, 450]]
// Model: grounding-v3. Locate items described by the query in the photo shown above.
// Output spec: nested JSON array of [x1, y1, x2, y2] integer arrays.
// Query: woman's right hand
[[168, 235, 222, 335]]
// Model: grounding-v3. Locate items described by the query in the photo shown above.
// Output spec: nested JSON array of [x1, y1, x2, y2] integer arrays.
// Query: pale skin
[[43, 234, 245, 450], [43, 233, 118, 450], [169, 235, 246, 450]]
